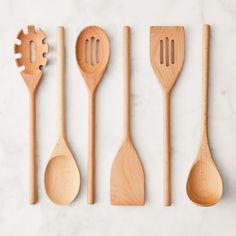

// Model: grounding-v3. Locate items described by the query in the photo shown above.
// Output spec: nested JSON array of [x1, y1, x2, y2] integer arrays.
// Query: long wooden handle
[[163, 92, 171, 206], [88, 91, 96, 204], [29, 92, 37, 204], [123, 26, 131, 140], [57, 26, 66, 138], [202, 25, 210, 137]]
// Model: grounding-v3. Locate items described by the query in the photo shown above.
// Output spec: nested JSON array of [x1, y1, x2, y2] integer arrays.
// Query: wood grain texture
[[150, 26, 185, 206], [14, 25, 48, 204], [110, 26, 145, 206], [44, 27, 80, 205], [186, 25, 223, 207], [76, 26, 110, 204]]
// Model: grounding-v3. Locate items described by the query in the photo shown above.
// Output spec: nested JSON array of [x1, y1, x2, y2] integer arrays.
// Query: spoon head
[[44, 140, 80, 205], [186, 143, 223, 206], [14, 25, 48, 90], [44, 155, 80, 205], [75, 26, 110, 90], [110, 139, 145, 205]]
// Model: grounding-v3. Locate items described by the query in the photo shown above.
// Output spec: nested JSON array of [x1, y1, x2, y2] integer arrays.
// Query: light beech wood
[[14, 25, 48, 204], [110, 26, 145, 206], [44, 27, 80, 205], [76, 26, 110, 204], [186, 25, 223, 207], [150, 26, 185, 206]]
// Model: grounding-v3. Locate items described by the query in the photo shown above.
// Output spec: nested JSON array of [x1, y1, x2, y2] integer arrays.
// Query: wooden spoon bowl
[[186, 152, 223, 206], [44, 141, 80, 205]]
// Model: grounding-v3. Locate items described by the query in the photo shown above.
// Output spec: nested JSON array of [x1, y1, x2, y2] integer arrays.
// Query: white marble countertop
[[0, 0, 236, 235]]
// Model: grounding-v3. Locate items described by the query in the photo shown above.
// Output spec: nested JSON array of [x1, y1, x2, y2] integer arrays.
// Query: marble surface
[[0, 0, 236, 235]]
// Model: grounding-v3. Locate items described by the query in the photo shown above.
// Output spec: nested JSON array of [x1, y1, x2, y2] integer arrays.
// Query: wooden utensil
[[110, 26, 145, 205], [150, 26, 185, 206], [186, 25, 223, 207], [44, 27, 80, 205], [14, 25, 48, 204], [75, 26, 110, 204]]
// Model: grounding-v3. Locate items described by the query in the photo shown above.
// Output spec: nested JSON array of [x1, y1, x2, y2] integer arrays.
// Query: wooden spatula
[[76, 26, 110, 204], [110, 26, 145, 206], [150, 26, 184, 206], [14, 26, 48, 204]]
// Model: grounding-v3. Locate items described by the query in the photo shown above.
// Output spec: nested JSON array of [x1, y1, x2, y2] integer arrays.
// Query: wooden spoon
[[75, 26, 110, 204], [14, 25, 48, 204], [44, 27, 80, 205], [110, 26, 144, 205], [186, 25, 223, 206], [150, 26, 185, 206]]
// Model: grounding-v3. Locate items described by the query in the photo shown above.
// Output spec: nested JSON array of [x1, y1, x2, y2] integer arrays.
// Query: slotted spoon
[[76, 26, 110, 204], [14, 25, 48, 204], [150, 26, 185, 206]]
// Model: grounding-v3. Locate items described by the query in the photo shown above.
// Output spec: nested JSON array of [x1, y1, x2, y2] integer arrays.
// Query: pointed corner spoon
[[76, 26, 110, 204], [44, 26, 80, 205], [110, 26, 145, 206], [14, 25, 48, 204], [186, 25, 223, 207]]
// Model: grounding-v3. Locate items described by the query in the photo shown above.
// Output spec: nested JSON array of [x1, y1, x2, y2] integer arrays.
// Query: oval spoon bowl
[[44, 155, 80, 205], [187, 157, 223, 206]]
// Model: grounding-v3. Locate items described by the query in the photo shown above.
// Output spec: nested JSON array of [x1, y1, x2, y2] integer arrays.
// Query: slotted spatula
[[110, 26, 144, 205], [14, 26, 48, 204], [150, 26, 184, 206]]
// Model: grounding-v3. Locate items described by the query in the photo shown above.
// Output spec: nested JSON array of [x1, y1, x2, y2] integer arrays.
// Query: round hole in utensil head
[[44, 155, 80, 205]]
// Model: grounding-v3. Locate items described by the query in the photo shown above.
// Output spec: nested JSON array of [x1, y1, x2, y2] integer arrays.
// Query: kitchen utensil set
[[14, 24, 223, 207]]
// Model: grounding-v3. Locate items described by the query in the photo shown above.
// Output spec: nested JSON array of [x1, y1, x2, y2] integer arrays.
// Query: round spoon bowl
[[44, 155, 80, 205], [187, 159, 223, 206]]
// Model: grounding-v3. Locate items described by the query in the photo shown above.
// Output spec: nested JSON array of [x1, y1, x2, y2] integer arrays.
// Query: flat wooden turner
[[110, 26, 145, 205]]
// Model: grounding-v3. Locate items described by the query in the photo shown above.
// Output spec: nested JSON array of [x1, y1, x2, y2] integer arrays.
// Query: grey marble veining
[[0, 0, 236, 235]]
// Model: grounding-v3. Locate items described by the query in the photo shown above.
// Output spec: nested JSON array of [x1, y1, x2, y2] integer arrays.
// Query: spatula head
[[150, 26, 184, 93], [14, 25, 48, 91], [75, 26, 110, 91], [110, 140, 145, 205]]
